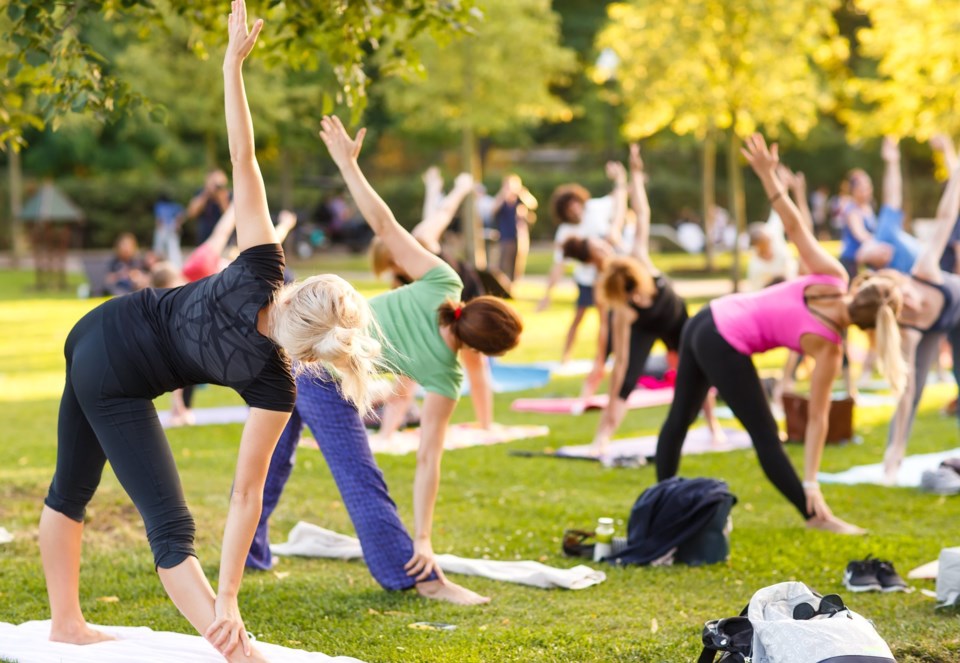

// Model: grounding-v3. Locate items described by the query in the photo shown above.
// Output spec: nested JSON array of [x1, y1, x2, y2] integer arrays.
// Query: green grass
[[1, 266, 958, 662]]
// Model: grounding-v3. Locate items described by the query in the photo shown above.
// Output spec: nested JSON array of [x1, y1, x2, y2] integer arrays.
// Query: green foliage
[[380, 0, 579, 140], [1, 0, 475, 147], [596, 0, 848, 140], [843, 0, 960, 140]]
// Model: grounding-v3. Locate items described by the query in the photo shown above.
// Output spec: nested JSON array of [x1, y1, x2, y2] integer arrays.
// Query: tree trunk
[[702, 133, 717, 271], [8, 143, 24, 266], [728, 130, 746, 292], [460, 124, 486, 269]]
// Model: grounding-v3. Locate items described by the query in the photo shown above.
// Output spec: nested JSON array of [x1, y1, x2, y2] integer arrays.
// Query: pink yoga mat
[[510, 388, 675, 415], [557, 427, 752, 464]]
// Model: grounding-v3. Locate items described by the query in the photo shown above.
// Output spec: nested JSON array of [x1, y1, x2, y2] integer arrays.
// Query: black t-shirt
[[629, 275, 688, 350], [104, 243, 295, 411]]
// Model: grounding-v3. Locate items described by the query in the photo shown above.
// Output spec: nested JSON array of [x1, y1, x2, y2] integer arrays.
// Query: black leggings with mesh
[[44, 303, 196, 568], [656, 307, 810, 519]]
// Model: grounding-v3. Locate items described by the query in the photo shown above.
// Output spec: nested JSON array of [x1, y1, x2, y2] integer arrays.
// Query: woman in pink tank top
[[656, 134, 905, 535]]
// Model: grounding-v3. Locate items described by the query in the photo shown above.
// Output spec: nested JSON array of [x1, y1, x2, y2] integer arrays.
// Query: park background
[[1, 1, 959, 661]]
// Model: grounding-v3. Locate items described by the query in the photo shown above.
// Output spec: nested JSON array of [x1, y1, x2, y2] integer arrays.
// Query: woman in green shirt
[[250, 117, 523, 604]]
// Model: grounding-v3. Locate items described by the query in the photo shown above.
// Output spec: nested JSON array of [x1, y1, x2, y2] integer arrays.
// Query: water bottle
[[593, 517, 615, 561]]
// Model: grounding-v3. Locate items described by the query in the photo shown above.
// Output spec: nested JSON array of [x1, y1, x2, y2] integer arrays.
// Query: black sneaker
[[843, 559, 882, 592], [871, 558, 909, 593]]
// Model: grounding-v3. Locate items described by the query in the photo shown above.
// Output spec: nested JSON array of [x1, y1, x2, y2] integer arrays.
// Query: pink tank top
[[710, 274, 845, 355]]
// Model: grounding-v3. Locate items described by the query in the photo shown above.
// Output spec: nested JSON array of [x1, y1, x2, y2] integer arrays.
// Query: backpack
[[699, 582, 895, 663]]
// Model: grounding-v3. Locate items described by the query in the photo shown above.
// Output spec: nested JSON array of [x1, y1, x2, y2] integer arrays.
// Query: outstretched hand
[[225, 0, 263, 65], [881, 136, 900, 163], [605, 161, 627, 185], [628, 143, 644, 173], [319, 116, 366, 169], [740, 133, 780, 179]]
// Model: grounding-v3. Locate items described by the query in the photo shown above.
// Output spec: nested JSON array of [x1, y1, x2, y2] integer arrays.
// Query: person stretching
[[565, 145, 723, 453], [656, 134, 906, 535], [883, 142, 960, 482], [247, 116, 523, 605], [39, 6, 381, 660], [369, 170, 495, 435]]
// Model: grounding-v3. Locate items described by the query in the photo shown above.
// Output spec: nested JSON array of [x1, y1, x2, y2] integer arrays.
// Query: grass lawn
[[0, 264, 958, 662]]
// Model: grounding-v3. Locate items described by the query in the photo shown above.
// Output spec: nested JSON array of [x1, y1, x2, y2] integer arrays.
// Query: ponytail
[[439, 296, 522, 356], [874, 301, 906, 397], [848, 273, 906, 397]]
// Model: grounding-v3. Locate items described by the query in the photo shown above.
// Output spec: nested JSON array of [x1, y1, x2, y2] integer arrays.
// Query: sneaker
[[921, 467, 960, 495], [871, 558, 909, 593], [844, 559, 882, 592]]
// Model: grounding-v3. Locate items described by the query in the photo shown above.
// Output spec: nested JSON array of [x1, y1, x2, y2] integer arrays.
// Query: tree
[[380, 0, 578, 265], [1, 0, 474, 149], [842, 0, 960, 141], [596, 0, 847, 285]]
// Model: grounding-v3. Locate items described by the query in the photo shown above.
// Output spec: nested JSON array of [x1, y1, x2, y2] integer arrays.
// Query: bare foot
[[49, 620, 116, 645], [806, 515, 866, 535], [416, 579, 491, 605], [709, 427, 727, 447]]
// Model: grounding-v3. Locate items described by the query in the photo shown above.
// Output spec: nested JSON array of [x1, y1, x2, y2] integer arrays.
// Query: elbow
[[230, 486, 263, 510]]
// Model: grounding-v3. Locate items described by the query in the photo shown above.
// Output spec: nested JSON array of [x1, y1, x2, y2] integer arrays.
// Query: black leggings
[[656, 308, 809, 519], [44, 305, 196, 568], [619, 331, 659, 400]]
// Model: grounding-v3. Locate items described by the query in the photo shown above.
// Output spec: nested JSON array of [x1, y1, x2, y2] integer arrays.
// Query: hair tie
[[454, 305, 463, 320]]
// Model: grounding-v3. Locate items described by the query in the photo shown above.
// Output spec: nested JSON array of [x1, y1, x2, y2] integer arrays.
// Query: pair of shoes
[[844, 556, 908, 593], [920, 467, 960, 495]]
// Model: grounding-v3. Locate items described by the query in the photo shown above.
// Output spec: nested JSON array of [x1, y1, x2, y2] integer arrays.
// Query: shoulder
[[229, 244, 286, 284], [419, 262, 463, 290]]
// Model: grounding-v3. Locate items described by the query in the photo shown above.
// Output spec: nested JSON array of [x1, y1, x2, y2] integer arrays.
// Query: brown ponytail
[[438, 296, 523, 356]]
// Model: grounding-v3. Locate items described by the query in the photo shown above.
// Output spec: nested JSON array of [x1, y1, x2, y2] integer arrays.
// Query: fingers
[[248, 18, 264, 44], [355, 127, 367, 153], [241, 629, 252, 657]]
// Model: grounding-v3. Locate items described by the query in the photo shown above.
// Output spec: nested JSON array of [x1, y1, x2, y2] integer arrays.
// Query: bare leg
[[561, 307, 588, 364], [40, 506, 115, 644], [158, 558, 269, 663], [701, 389, 726, 445], [416, 579, 490, 605], [589, 397, 629, 457]]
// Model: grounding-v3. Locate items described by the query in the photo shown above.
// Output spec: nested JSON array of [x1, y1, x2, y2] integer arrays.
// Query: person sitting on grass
[[656, 133, 906, 535], [248, 116, 523, 606], [104, 232, 150, 296]]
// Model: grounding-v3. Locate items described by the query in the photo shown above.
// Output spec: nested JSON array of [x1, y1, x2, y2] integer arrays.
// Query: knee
[[146, 506, 197, 569], [44, 477, 98, 523]]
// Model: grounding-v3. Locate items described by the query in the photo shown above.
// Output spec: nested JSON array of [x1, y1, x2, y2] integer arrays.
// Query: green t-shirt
[[369, 263, 464, 400]]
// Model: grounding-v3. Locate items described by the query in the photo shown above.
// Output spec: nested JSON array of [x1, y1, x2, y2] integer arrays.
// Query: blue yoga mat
[[461, 360, 551, 396]]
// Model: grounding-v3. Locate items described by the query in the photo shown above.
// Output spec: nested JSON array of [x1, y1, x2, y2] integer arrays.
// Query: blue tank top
[[840, 203, 877, 261]]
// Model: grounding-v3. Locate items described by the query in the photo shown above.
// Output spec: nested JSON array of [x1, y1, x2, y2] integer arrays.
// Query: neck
[[439, 324, 461, 354]]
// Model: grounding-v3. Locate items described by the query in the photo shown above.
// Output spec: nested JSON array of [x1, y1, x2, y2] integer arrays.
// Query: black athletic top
[[629, 275, 688, 350], [909, 272, 960, 334], [103, 243, 296, 411]]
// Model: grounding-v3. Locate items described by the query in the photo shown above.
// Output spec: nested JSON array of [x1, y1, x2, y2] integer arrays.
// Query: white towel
[[0, 526, 13, 544], [819, 448, 960, 487], [0, 620, 365, 663], [271, 522, 605, 591]]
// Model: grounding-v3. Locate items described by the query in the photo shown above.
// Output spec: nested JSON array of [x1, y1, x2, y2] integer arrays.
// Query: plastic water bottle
[[593, 517, 615, 561]]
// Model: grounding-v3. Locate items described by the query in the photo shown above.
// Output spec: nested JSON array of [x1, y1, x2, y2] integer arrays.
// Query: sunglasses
[[793, 594, 847, 620]]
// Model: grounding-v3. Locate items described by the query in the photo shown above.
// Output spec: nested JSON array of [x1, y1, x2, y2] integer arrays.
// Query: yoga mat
[[158, 405, 249, 429], [0, 620, 365, 663], [819, 447, 960, 488], [481, 360, 551, 394], [271, 522, 606, 590], [529, 359, 596, 377], [300, 423, 550, 455], [511, 388, 674, 415], [556, 427, 752, 466]]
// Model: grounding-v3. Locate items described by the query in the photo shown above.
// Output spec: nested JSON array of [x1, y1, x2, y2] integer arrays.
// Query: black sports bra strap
[[803, 292, 843, 302]]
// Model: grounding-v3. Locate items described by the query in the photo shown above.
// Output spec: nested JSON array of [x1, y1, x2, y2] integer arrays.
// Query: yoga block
[[781, 393, 853, 444]]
